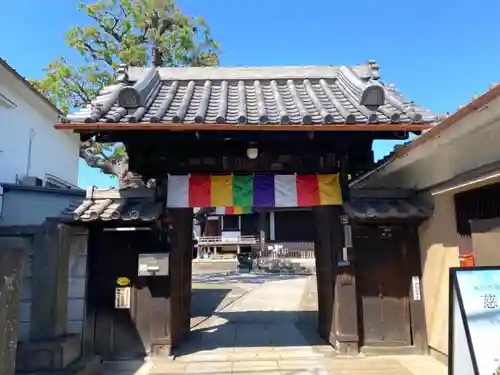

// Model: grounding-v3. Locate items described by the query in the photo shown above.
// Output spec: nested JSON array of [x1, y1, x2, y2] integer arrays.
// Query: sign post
[[449, 266, 500, 375]]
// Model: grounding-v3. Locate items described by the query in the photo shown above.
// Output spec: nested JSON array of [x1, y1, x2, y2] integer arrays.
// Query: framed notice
[[449, 266, 500, 375], [115, 287, 131, 309]]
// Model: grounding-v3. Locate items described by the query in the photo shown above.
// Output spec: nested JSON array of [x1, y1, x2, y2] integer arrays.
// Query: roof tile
[[66, 62, 442, 126], [343, 197, 433, 222], [60, 187, 163, 222]]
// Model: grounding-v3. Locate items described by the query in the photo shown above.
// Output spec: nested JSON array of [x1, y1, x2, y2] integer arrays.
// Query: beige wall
[[418, 192, 460, 357]]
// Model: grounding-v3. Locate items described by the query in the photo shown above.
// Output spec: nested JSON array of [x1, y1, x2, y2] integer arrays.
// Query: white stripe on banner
[[214, 207, 226, 215], [167, 175, 189, 207], [275, 175, 297, 207]]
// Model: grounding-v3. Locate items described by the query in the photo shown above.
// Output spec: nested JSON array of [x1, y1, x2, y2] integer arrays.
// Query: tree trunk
[[79, 144, 146, 188], [152, 48, 163, 67]]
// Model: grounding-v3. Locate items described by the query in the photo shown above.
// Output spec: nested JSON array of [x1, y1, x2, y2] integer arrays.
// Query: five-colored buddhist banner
[[167, 174, 342, 208], [214, 207, 255, 215]]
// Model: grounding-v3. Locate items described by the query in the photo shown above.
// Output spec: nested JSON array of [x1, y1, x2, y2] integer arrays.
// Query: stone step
[[101, 360, 151, 374], [360, 345, 420, 356], [16, 335, 82, 373], [174, 350, 327, 362], [16, 356, 102, 375]]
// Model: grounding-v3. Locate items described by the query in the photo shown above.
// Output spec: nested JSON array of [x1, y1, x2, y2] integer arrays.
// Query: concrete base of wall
[[15, 334, 81, 373]]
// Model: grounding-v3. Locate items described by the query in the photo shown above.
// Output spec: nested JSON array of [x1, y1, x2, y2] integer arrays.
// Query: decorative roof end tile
[[118, 67, 161, 109], [116, 63, 130, 84], [367, 60, 381, 80], [360, 84, 385, 107]]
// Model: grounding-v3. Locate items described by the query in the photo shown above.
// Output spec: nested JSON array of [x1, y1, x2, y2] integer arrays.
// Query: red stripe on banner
[[189, 175, 211, 207], [225, 207, 235, 214], [296, 175, 320, 206]]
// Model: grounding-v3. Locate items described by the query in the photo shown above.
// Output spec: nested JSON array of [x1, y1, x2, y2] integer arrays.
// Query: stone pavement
[[102, 274, 448, 375], [103, 355, 447, 375]]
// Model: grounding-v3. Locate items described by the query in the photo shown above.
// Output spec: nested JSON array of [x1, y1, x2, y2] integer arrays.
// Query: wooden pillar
[[30, 222, 71, 341], [333, 218, 359, 354], [313, 206, 359, 354], [163, 208, 193, 355], [405, 225, 428, 354], [312, 206, 339, 345], [334, 266, 359, 354], [330, 147, 359, 354], [0, 238, 25, 375]]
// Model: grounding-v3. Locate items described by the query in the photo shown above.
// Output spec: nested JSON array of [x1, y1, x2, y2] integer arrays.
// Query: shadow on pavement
[[190, 287, 232, 320], [174, 310, 327, 356], [192, 272, 309, 285]]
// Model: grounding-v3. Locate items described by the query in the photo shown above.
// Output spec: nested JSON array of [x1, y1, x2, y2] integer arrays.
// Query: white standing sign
[[449, 267, 500, 375]]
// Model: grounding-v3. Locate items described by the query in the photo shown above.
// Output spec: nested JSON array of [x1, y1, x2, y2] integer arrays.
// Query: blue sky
[[1, 0, 499, 188]]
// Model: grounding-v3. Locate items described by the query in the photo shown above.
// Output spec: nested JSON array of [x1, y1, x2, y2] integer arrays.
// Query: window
[[241, 213, 259, 236], [222, 215, 239, 231], [454, 183, 500, 236], [274, 210, 314, 242], [45, 181, 64, 189]]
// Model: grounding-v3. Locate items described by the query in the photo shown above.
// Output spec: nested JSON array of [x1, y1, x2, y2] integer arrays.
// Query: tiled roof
[[60, 187, 163, 222], [66, 61, 442, 126], [343, 197, 433, 222]]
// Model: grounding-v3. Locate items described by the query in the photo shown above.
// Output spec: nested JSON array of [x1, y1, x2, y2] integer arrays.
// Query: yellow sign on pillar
[[116, 277, 130, 286]]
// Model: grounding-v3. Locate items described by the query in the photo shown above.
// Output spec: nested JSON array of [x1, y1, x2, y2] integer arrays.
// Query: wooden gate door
[[86, 231, 148, 360], [354, 226, 412, 347]]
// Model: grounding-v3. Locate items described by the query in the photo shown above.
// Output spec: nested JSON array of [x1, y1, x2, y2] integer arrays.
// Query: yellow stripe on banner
[[318, 174, 343, 205], [211, 175, 233, 207]]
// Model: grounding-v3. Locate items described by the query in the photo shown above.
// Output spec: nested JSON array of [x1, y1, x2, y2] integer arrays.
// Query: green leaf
[[28, 0, 221, 176]]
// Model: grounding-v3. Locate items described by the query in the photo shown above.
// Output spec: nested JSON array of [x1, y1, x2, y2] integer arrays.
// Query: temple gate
[[55, 61, 439, 357]]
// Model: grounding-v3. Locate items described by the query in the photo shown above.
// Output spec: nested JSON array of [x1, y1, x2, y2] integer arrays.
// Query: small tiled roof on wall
[[60, 187, 163, 222], [65, 61, 442, 126], [343, 197, 433, 222]]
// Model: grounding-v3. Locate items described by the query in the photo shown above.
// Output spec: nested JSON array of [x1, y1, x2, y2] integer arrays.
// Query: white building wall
[[0, 64, 79, 185]]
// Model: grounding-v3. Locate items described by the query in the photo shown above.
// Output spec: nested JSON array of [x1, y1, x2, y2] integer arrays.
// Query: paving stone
[[185, 361, 232, 373], [228, 352, 261, 361], [175, 353, 230, 362], [149, 362, 187, 374], [159, 275, 448, 375], [236, 372, 284, 375], [278, 359, 326, 369], [284, 370, 330, 375], [232, 360, 280, 371]]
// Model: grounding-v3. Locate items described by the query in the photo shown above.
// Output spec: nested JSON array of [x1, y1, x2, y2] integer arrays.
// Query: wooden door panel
[[89, 231, 148, 360], [381, 298, 411, 344], [354, 226, 411, 346], [379, 237, 411, 345], [355, 239, 384, 344], [360, 296, 383, 344]]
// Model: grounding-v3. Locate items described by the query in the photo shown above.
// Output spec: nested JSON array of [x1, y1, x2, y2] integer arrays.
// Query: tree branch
[[79, 148, 121, 176], [61, 77, 93, 104], [82, 42, 114, 66], [88, 11, 122, 42]]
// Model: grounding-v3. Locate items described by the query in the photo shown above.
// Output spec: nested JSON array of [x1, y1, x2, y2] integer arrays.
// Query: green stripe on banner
[[233, 175, 254, 207]]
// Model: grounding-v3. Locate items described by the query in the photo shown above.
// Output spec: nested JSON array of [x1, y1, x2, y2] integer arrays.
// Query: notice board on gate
[[449, 266, 500, 375]]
